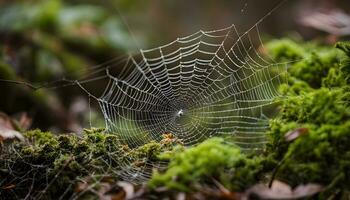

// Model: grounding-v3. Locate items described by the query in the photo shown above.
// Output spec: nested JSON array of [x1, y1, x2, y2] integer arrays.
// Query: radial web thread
[[90, 24, 288, 182]]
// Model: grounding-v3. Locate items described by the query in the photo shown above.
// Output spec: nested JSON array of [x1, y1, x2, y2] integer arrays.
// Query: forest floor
[[1, 40, 350, 200]]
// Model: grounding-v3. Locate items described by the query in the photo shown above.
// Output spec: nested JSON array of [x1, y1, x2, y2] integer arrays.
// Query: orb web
[[84, 24, 288, 183]]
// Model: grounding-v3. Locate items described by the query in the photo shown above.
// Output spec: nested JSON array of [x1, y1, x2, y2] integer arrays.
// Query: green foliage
[[265, 40, 350, 197], [278, 87, 350, 125], [291, 50, 341, 88], [265, 39, 305, 61], [281, 121, 350, 182], [267, 39, 346, 88], [149, 138, 263, 191], [336, 42, 350, 57]]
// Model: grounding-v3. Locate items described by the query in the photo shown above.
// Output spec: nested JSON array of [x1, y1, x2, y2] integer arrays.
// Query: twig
[[268, 156, 288, 188]]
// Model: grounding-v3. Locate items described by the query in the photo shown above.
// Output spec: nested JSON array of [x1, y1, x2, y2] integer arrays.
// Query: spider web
[[77, 23, 289, 183], [0, 1, 304, 198]]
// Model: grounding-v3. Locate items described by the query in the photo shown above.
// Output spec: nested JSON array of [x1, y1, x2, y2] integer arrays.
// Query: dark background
[[0, 0, 349, 133]]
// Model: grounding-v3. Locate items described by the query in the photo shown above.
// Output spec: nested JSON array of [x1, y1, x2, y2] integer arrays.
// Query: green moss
[[279, 88, 350, 125], [336, 42, 350, 57], [265, 39, 305, 61], [130, 141, 162, 160], [291, 50, 341, 88], [149, 138, 263, 191], [0, 128, 181, 199], [267, 39, 348, 88], [275, 121, 350, 192], [0, 128, 185, 199], [265, 40, 350, 198]]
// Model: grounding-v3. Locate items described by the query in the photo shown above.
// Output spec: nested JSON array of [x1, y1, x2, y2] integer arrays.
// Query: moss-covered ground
[[1, 40, 350, 199]]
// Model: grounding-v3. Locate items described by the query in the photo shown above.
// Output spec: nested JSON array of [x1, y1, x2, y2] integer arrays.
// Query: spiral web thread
[[79, 23, 289, 183], [0, 24, 291, 199]]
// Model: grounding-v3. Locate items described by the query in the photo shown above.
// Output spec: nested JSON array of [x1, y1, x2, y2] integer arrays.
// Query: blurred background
[[0, 0, 349, 134]]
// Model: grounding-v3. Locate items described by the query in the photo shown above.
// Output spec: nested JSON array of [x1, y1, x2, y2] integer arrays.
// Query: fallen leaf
[[246, 180, 323, 199], [0, 113, 25, 142], [293, 184, 324, 197], [117, 181, 134, 200], [0, 112, 15, 130], [299, 8, 350, 36], [285, 127, 309, 142], [4, 112, 33, 131], [194, 182, 242, 200], [0, 126, 24, 142], [17, 112, 32, 131], [176, 192, 185, 200], [75, 180, 88, 193], [74, 176, 135, 200]]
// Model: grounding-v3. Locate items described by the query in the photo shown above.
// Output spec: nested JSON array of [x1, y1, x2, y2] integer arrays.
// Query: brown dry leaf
[[0, 112, 24, 142], [293, 184, 324, 197], [191, 181, 242, 200], [96, 182, 115, 200], [75, 176, 135, 200], [17, 112, 32, 131], [0, 125, 24, 142], [176, 192, 185, 200], [299, 8, 350, 36], [110, 191, 126, 200], [117, 181, 135, 200], [74, 180, 89, 193], [245, 180, 323, 199], [0, 112, 15, 130], [0, 112, 32, 141], [285, 127, 309, 142]]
